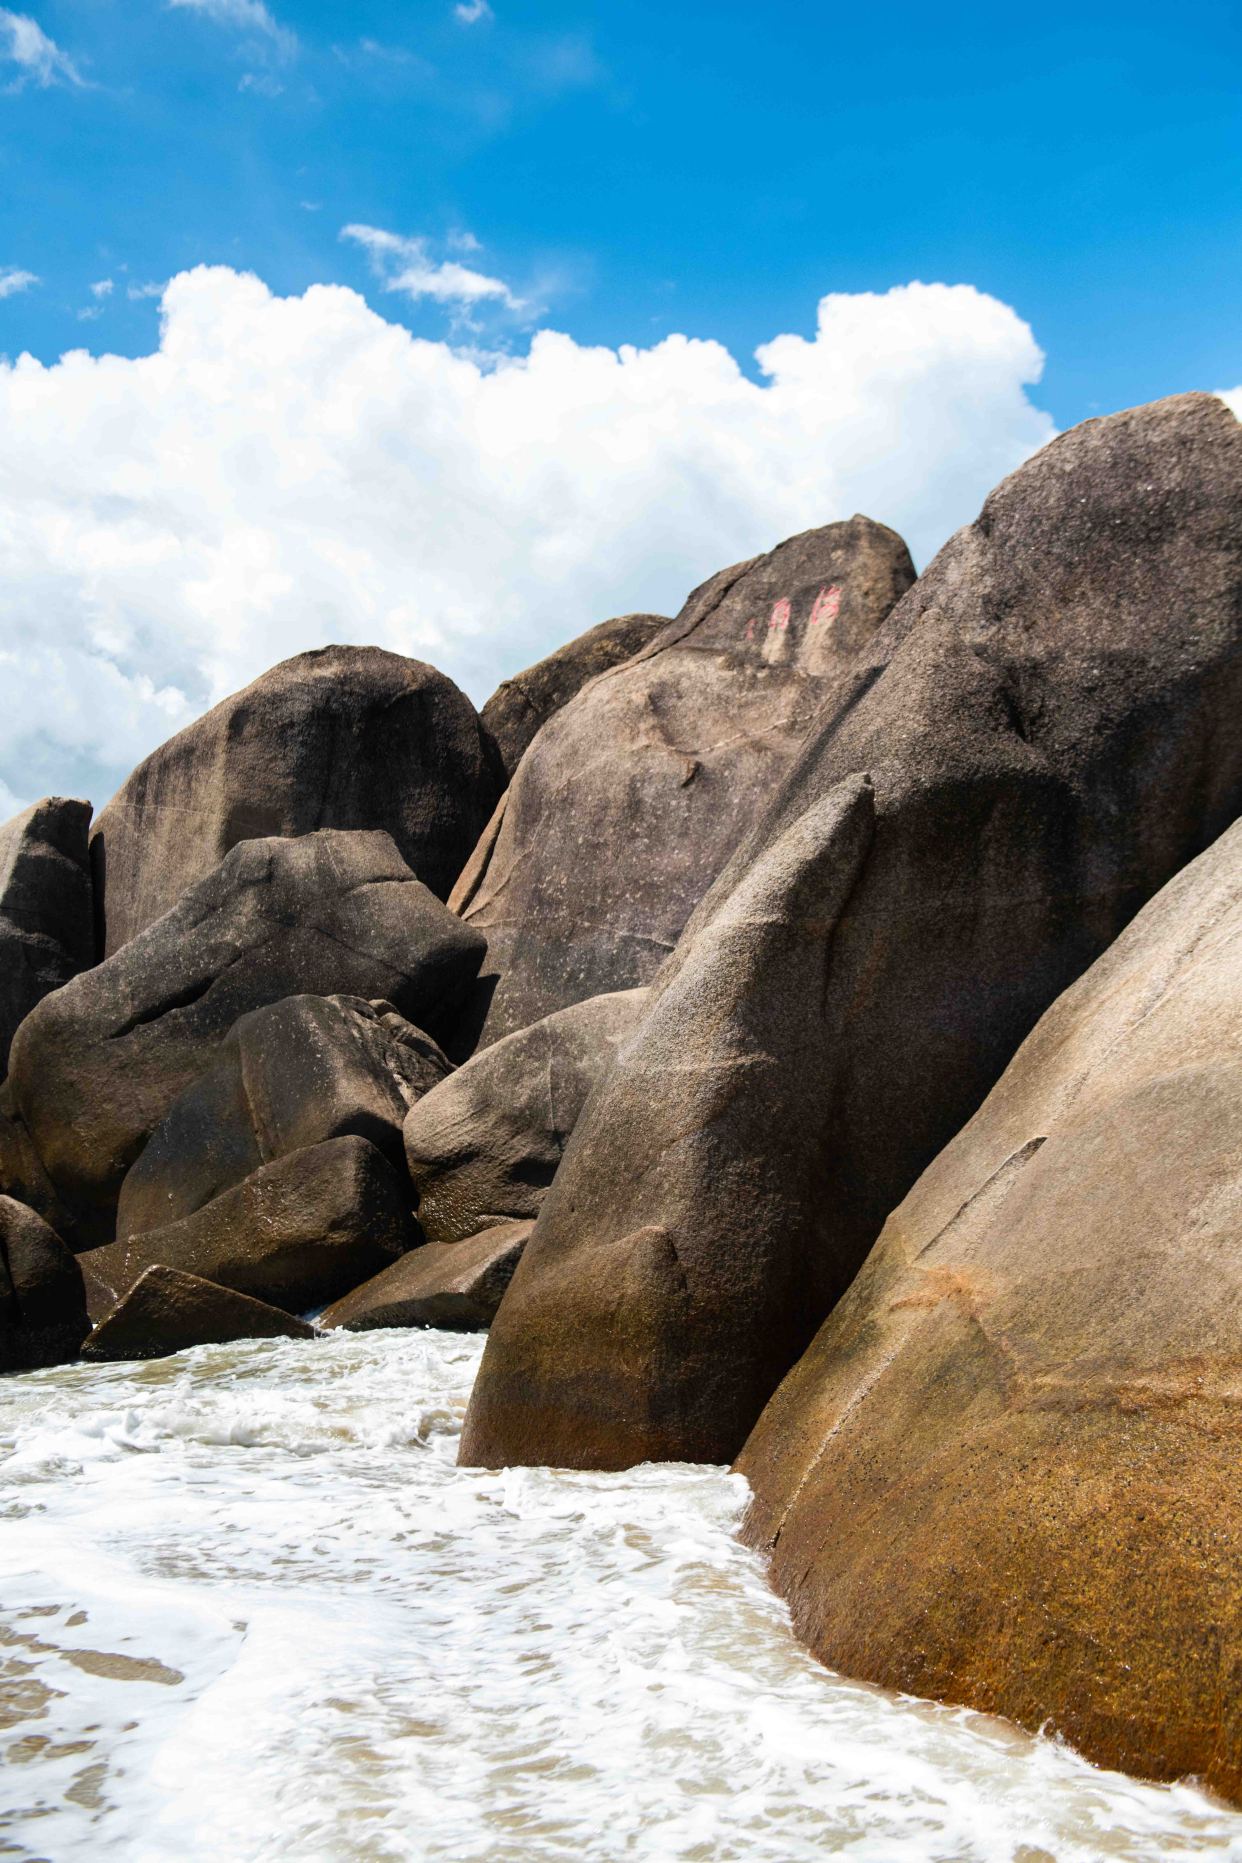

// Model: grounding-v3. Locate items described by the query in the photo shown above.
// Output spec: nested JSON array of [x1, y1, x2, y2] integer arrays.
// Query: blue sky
[[0, 0, 1238, 811], [2, 0, 1239, 422]]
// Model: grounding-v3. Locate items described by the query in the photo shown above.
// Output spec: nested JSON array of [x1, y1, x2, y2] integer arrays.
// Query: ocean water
[[1, 1328, 1239, 1863]]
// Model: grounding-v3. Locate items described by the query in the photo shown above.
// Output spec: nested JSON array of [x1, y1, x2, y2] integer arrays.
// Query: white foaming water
[[1, 1331, 1239, 1863]]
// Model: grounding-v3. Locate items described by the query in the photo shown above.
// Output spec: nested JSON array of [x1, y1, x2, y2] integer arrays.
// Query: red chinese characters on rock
[[809, 584, 844, 629]]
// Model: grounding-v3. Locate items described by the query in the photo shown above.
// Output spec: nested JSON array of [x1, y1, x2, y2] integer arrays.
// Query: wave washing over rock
[[2, 1328, 1240, 1863]]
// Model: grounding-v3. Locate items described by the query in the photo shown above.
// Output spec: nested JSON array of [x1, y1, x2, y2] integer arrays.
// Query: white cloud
[[90, 277, 114, 299], [127, 280, 165, 301], [167, 0, 296, 59], [1216, 386, 1242, 420], [0, 9, 83, 89], [454, 0, 493, 23], [342, 224, 525, 312], [0, 265, 37, 298], [0, 266, 1057, 813]]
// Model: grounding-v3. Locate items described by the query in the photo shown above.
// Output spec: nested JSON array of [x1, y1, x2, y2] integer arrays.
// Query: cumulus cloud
[[0, 9, 83, 89], [1216, 386, 1242, 419], [0, 265, 37, 298], [341, 224, 525, 313], [0, 266, 1057, 812], [90, 277, 114, 299], [454, 1, 493, 23]]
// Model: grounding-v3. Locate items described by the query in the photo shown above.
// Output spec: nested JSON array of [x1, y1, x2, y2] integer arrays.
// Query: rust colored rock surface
[[738, 814, 1242, 1803]]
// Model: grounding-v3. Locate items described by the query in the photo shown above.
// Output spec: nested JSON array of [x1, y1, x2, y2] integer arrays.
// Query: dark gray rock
[[0, 798, 93, 1071], [117, 995, 450, 1240], [461, 393, 1242, 1471], [80, 1135, 414, 1319], [738, 815, 1242, 1802], [322, 1220, 532, 1332], [83, 1265, 316, 1361], [454, 516, 915, 1046], [91, 646, 504, 955], [9, 830, 483, 1242], [404, 989, 645, 1244], [481, 613, 670, 777], [0, 1194, 88, 1373]]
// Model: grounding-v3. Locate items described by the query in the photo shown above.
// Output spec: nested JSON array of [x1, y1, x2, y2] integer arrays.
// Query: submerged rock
[[481, 612, 670, 777], [91, 646, 504, 955], [454, 517, 915, 1046], [83, 1265, 316, 1361], [461, 393, 1242, 1470], [9, 830, 483, 1243], [0, 1195, 88, 1373], [404, 989, 645, 1244], [117, 995, 450, 1239], [0, 797, 94, 1071], [738, 813, 1242, 1803], [322, 1219, 532, 1332], [81, 1135, 414, 1319]]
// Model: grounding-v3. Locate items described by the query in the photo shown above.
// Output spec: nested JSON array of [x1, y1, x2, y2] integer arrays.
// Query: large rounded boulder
[[454, 517, 915, 1046], [460, 393, 1242, 1472], [91, 646, 504, 954], [116, 995, 449, 1239], [9, 829, 484, 1243], [738, 813, 1242, 1802], [0, 797, 94, 1070], [404, 989, 646, 1244]]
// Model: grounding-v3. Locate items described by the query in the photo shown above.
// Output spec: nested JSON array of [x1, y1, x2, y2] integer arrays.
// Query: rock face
[[83, 1265, 316, 1361], [0, 798, 94, 1071], [80, 1135, 414, 1319], [461, 393, 1242, 1471], [117, 995, 450, 1239], [481, 613, 670, 777], [91, 646, 504, 955], [738, 815, 1242, 1803], [9, 830, 483, 1243], [459, 779, 874, 1469], [322, 1219, 532, 1333], [454, 517, 916, 1046], [0, 1195, 88, 1372], [404, 990, 646, 1244]]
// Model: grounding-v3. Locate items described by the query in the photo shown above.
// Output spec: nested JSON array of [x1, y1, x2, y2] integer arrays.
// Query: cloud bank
[[0, 266, 1056, 811]]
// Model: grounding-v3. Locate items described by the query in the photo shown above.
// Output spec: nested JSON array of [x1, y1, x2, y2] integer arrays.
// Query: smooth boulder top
[[117, 994, 450, 1240], [83, 1265, 316, 1361], [404, 988, 646, 1245], [81, 1134, 415, 1319], [322, 1219, 532, 1333], [454, 515, 916, 1047], [8, 828, 483, 1242], [0, 1193, 88, 1373], [91, 645, 505, 955], [0, 797, 94, 1071], [460, 392, 1242, 1472], [738, 814, 1242, 1803], [481, 613, 670, 778]]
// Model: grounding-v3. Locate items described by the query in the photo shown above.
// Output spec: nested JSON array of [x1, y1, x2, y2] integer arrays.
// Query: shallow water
[[0, 1330, 1239, 1863]]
